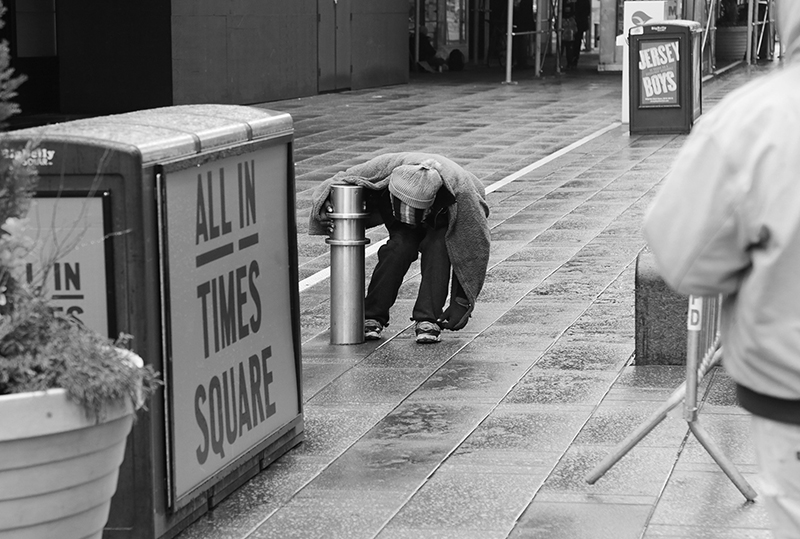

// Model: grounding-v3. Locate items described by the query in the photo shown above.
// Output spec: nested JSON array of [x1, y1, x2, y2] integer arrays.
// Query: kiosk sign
[[21, 196, 111, 335], [638, 38, 680, 107], [162, 145, 299, 501]]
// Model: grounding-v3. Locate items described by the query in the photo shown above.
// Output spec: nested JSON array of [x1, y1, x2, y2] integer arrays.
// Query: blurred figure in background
[[410, 26, 446, 72], [561, 0, 578, 69], [571, 0, 591, 67], [563, 0, 590, 68]]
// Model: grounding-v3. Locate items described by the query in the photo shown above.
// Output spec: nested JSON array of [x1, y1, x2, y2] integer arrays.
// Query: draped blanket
[[308, 152, 491, 311]]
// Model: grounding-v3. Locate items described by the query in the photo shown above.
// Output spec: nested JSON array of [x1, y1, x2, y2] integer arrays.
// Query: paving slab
[[175, 58, 780, 539]]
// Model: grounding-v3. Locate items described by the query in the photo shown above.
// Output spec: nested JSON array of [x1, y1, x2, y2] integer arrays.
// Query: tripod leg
[[585, 345, 723, 484], [688, 420, 758, 501], [585, 381, 686, 484]]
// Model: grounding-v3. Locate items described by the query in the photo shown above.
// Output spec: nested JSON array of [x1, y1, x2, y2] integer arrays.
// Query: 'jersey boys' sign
[[162, 145, 299, 501], [638, 38, 680, 107]]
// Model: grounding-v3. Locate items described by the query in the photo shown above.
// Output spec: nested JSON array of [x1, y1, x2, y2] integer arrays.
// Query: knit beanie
[[388, 162, 443, 209]]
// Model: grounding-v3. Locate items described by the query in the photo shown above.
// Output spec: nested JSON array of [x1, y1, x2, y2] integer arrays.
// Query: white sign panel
[[22, 196, 110, 335], [623, 1, 667, 37], [164, 145, 299, 500], [619, 1, 667, 123]]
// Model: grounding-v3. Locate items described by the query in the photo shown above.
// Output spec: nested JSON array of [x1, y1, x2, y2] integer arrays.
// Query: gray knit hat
[[388, 162, 443, 209]]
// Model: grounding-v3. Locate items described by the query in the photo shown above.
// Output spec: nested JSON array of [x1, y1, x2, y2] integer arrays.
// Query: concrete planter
[[0, 388, 134, 539]]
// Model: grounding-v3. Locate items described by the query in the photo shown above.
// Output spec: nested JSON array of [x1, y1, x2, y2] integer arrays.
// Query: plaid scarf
[[391, 195, 430, 226]]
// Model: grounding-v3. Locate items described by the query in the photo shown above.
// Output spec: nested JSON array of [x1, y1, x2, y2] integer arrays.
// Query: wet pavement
[[176, 55, 778, 539]]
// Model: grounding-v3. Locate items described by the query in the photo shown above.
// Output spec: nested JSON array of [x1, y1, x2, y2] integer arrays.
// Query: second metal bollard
[[326, 184, 370, 344]]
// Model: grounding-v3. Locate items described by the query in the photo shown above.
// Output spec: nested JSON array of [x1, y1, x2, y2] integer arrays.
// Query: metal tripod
[[585, 295, 757, 502]]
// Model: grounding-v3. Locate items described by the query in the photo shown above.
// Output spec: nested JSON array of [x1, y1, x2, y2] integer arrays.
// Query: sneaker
[[365, 319, 384, 340], [414, 321, 441, 344]]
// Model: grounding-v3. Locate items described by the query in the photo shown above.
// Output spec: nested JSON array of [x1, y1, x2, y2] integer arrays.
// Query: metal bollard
[[326, 184, 370, 344]]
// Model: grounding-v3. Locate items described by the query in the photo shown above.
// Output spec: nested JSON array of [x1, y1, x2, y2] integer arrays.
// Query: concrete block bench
[[635, 249, 689, 365]]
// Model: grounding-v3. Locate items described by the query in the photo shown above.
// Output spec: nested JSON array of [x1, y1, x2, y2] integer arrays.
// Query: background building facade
[[4, 0, 409, 116]]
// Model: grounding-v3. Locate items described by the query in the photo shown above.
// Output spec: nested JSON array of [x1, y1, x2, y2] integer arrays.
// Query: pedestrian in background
[[563, 0, 590, 69], [410, 26, 446, 72], [309, 153, 490, 344], [643, 1, 800, 536], [561, 0, 578, 69], [571, 0, 591, 68]]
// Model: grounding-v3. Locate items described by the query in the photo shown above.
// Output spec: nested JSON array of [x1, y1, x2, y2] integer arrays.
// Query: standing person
[[571, 0, 591, 68], [643, 2, 800, 536], [561, 0, 578, 69], [309, 153, 490, 344]]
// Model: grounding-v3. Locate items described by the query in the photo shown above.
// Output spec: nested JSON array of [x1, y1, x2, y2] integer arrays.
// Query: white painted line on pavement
[[485, 121, 622, 194], [298, 121, 622, 293], [299, 266, 331, 292]]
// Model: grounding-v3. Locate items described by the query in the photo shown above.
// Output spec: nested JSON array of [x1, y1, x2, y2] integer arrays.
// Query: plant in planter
[[0, 216, 160, 417], [0, 4, 161, 537]]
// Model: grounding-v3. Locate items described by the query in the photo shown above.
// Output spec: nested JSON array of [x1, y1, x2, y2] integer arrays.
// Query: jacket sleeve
[[642, 123, 755, 297]]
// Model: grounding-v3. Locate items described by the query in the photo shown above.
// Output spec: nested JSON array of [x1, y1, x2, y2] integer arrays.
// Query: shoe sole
[[415, 334, 441, 344], [365, 331, 382, 340]]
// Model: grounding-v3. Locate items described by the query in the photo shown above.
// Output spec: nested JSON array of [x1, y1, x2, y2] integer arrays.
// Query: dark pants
[[365, 221, 450, 326], [566, 29, 586, 67]]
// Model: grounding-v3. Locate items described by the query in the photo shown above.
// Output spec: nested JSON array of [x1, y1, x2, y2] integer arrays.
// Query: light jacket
[[643, 0, 800, 420], [308, 152, 491, 316]]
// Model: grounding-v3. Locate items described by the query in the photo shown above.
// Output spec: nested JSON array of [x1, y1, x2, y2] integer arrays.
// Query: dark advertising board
[[629, 20, 702, 134]]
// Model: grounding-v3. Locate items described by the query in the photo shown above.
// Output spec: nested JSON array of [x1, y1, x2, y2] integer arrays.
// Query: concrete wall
[[635, 249, 688, 365], [45, 0, 409, 115], [171, 0, 318, 105], [351, 0, 409, 90], [57, 2, 173, 114], [170, 0, 407, 105]]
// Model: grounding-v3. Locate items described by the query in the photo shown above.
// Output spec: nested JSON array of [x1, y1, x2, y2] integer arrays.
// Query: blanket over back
[[308, 152, 491, 312]]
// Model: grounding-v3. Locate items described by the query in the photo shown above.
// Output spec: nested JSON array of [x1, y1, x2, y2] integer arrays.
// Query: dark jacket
[[575, 0, 591, 32]]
